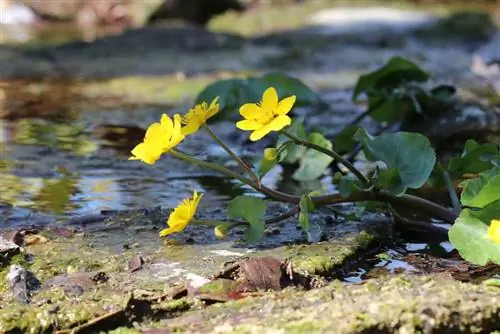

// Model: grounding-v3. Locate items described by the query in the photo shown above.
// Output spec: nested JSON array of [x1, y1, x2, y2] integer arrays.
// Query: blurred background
[[0, 0, 499, 224]]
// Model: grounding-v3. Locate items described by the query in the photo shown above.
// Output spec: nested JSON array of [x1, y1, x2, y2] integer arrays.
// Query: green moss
[[153, 298, 193, 314]]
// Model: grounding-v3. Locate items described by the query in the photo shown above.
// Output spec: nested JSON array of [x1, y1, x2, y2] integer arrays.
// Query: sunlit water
[[0, 111, 250, 225]]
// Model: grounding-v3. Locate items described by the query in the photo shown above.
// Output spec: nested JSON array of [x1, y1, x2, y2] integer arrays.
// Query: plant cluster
[[129, 57, 500, 266]]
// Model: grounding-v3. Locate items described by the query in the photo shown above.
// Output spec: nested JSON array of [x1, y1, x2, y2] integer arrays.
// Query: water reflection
[[0, 111, 249, 225]]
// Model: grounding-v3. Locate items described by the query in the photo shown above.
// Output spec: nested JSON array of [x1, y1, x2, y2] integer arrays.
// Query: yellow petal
[[488, 219, 500, 243], [160, 114, 174, 133], [181, 122, 199, 136], [130, 143, 161, 165], [236, 119, 261, 131], [261, 87, 278, 111], [159, 226, 182, 237], [275, 95, 296, 115], [268, 114, 292, 131], [250, 125, 272, 141], [240, 103, 260, 119]]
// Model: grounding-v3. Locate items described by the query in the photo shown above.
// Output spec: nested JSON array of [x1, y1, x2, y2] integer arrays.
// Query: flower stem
[[169, 149, 298, 203], [439, 164, 461, 214], [168, 150, 456, 223], [281, 129, 369, 185], [203, 125, 260, 183]]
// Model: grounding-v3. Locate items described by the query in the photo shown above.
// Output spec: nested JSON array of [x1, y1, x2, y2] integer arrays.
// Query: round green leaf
[[355, 129, 436, 191], [260, 72, 318, 105], [449, 201, 500, 265]]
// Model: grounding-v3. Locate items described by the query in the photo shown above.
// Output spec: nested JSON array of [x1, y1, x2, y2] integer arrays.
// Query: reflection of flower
[[160, 191, 203, 237], [129, 114, 184, 165], [487, 219, 500, 244], [181, 97, 219, 135], [236, 87, 296, 141]]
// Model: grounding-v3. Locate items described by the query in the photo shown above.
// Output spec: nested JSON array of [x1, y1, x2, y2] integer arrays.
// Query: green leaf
[[338, 175, 366, 198], [333, 125, 359, 154], [259, 72, 318, 105], [447, 140, 500, 179], [293, 132, 334, 181], [460, 167, 500, 208], [368, 94, 413, 123], [355, 129, 436, 193], [277, 117, 307, 164], [375, 168, 407, 196], [195, 79, 242, 111], [449, 200, 500, 265], [228, 196, 267, 243], [353, 57, 430, 101]]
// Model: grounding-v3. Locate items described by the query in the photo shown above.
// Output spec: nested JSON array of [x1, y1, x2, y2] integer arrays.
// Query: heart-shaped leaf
[[449, 200, 500, 265], [355, 129, 436, 194], [228, 196, 267, 243]]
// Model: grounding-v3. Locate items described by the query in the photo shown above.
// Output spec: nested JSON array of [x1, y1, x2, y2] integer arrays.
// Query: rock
[[6, 264, 30, 303], [22, 0, 132, 26], [472, 34, 500, 95], [0, 235, 20, 266], [307, 7, 436, 36], [0, 0, 36, 25], [147, 0, 246, 26]]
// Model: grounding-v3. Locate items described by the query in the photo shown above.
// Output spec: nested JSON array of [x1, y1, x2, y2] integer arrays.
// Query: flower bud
[[214, 224, 229, 239], [263, 148, 277, 161]]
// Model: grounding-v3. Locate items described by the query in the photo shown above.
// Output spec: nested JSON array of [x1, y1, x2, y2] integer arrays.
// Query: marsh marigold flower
[[487, 219, 500, 244], [236, 87, 296, 141], [159, 191, 203, 237], [181, 97, 219, 135], [129, 114, 184, 165]]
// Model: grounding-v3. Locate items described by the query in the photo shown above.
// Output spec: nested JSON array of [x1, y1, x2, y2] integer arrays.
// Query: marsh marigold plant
[[237, 87, 296, 141], [129, 114, 184, 165], [159, 190, 203, 237]]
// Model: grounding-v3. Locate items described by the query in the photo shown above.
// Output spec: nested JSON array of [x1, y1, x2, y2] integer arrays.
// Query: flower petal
[[275, 95, 296, 115], [240, 103, 260, 119], [237, 119, 261, 131], [250, 125, 272, 141], [181, 122, 199, 136], [261, 87, 279, 111], [268, 114, 291, 131], [129, 143, 161, 165], [160, 114, 174, 133]]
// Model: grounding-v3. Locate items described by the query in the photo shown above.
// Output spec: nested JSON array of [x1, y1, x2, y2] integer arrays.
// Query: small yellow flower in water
[[160, 191, 203, 237], [487, 219, 500, 244], [236, 87, 296, 141], [214, 224, 229, 239], [181, 97, 220, 135], [263, 148, 278, 161], [129, 114, 185, 165]]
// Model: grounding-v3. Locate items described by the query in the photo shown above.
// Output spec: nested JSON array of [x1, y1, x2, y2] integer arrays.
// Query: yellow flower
[[159, 191, 203, 237], [487, 219, 500, 244], [181, 97, 220, 135], [129, 114, 185, 165], [236, 87, 296, 141]]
